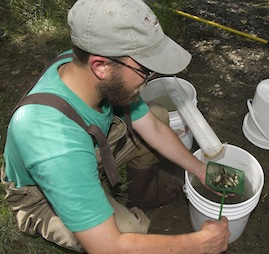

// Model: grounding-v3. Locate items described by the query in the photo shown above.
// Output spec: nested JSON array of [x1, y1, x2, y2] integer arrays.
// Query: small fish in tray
[[212, 168, 239, 189], [206, 161, 245, 194]]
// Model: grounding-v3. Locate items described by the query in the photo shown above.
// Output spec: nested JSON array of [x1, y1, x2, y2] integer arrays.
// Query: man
[[1, 0, 230, 253]]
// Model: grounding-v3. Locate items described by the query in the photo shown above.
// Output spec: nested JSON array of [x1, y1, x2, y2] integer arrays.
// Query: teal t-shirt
[[4, 50, 149, 232]]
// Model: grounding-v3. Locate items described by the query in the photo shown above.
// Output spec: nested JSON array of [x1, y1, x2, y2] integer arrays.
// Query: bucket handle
[[182, 184, 189, 199], [247, 99, 269, 141]]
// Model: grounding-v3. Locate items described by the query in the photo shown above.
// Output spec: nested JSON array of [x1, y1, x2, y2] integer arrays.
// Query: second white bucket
[[141, 77, 198, 150], [243, 78, 269, 149], [184, 144, 264, 243]]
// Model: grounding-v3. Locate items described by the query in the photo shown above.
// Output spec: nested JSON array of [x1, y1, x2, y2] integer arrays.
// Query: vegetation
[[3, 0, 74, 52], [147, 0, 189, 39], [0, 0, 187, 253]]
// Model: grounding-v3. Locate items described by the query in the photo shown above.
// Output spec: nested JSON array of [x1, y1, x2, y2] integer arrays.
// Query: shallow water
[[191, 176, 254, 204]]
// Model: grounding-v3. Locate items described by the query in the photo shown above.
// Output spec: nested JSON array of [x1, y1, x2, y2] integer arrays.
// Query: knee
[[147, 101, 169, 125]]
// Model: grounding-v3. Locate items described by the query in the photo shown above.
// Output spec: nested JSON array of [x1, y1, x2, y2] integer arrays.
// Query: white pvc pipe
[[162, 76, 223, 158]]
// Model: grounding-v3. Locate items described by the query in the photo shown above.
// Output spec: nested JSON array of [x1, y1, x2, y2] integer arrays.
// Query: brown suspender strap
[[123, 106, 139, 148], [11, 53, 73, 116], [11, 52, 136, 148], [17, 93, 120, 187], [86, 125, 120, 186], [10, 53, 135, 187], [123, 106, 133, 137]]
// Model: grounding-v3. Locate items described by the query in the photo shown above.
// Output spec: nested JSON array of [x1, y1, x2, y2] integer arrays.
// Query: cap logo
[[144, 17, 159, 28]]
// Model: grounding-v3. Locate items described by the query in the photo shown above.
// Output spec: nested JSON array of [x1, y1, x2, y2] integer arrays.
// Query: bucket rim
[[186, 173, 263, 219], [185, 144, 264, 219], [242, 113, 269, 150], [256, 78, 269, 103], [146, 77, 197, 104]]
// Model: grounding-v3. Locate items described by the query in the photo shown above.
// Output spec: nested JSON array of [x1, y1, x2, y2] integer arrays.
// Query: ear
[[89, 56, 111, 80]]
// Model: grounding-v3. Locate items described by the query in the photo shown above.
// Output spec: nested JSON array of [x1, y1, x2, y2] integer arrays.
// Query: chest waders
[[10, 53, 183, 210], [11, 53, 137, 187]]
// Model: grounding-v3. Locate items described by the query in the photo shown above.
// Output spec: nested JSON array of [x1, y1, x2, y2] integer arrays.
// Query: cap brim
[[131, 35, 192, 75]]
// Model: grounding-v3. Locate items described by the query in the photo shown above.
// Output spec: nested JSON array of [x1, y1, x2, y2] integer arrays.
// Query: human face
[[98, 70, 140, 106]]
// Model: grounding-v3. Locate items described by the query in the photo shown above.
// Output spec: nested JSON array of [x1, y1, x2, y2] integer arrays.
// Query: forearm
[[138, 118, 205, 179], [117, 218, 230, 254], [154, 124, 204, 177], [133, 111, 205, 179], [116, 232, 203, 254], [75, 209, 229, 254], [77, 230, 203, 254]]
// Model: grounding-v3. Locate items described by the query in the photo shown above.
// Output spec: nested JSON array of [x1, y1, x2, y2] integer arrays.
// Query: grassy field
[[0, 0, 186, 253]]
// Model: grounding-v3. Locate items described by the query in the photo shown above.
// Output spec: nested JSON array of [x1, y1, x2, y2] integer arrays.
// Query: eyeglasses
[[106, 57, 155, 81]]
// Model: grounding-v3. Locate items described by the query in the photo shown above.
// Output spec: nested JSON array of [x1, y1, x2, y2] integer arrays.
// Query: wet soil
[[145, 1, 269, 253]]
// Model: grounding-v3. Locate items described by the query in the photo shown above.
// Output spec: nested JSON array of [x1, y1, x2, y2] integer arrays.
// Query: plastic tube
[[162, 77, 224, 158]]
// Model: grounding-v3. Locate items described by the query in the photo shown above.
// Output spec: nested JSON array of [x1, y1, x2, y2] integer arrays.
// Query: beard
[[97, 72, 140, 106]]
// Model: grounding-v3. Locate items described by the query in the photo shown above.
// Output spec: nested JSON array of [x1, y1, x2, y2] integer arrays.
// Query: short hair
[[72, 45, 90, 66]]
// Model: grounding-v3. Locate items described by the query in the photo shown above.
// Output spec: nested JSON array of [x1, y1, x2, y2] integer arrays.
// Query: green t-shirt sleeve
[[7, 105, 113, 232], [29, 152, 113, 232], [129, 96, 149, 121]]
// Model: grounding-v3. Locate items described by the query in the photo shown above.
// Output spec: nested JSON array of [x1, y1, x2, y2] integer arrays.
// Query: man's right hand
[[196, 216, 231, 254]]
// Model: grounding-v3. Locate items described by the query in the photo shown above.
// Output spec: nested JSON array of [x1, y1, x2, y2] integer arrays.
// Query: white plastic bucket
[[250, 78, 269, 138], [243, 112, 269, 150], [184, 144, 264, 243], [243, 78, 269, 149], [141, 77, 198, 150]]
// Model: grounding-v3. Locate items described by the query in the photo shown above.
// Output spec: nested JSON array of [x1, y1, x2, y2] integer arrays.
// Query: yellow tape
[[172, 9, 268, 44]]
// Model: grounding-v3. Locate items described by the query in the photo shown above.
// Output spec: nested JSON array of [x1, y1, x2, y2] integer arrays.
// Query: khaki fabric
[[1, 167, 150, 253], [1, 102, 168, 252], [1, 167, 84, 252], [107, 102, 169, 169]]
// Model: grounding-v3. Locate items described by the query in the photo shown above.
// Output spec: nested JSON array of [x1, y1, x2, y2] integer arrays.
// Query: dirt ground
[[0, 0, 268, 253], [145, 1, 269, 253]]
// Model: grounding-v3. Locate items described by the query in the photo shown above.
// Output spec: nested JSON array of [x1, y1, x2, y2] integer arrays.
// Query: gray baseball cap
[[68, 0, 191, 74]]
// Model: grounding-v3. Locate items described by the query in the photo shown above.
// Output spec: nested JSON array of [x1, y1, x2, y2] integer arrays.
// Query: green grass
[[146, 0, 189, 40], [6, 0, 75, 46], [0, 0, 187, 253]]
